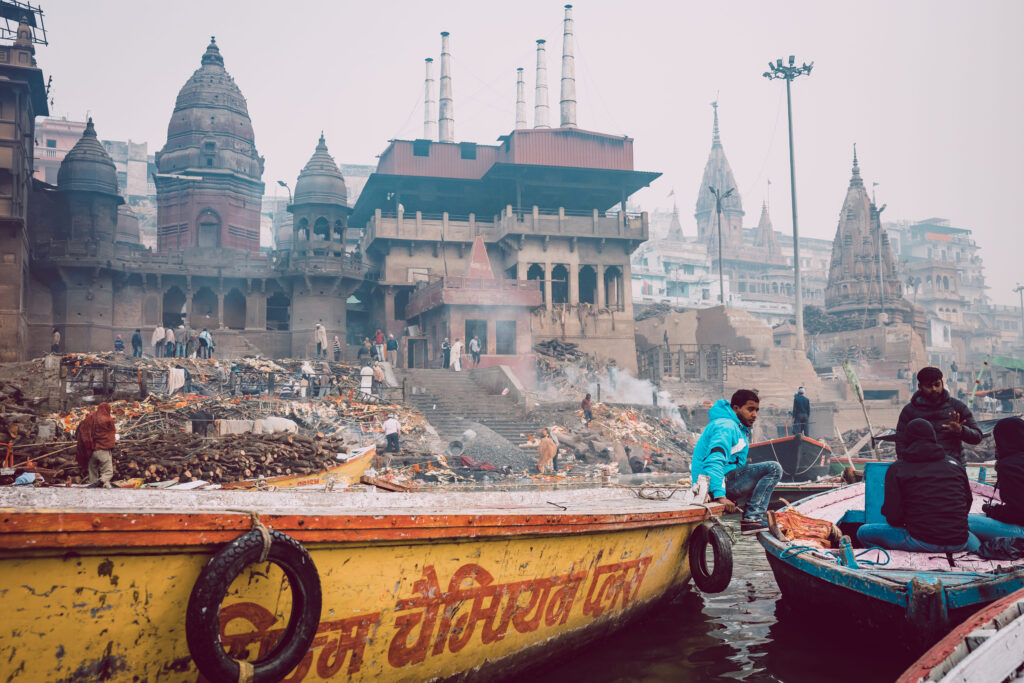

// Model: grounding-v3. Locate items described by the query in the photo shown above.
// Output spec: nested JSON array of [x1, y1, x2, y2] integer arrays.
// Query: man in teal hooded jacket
[[691, 389, 782, 535]]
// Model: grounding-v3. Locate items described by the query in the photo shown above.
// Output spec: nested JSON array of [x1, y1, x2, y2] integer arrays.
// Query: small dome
[[116, 204, 141, 245], [294, 133, 347, 206], [57, 118, 120, 197]]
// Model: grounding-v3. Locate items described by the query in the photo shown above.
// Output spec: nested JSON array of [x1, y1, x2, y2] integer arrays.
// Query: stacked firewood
[[27, 430, 355, 485]]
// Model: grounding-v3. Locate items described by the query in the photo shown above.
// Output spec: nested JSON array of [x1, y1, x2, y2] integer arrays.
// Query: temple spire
[[711, 100, 721, 146], [850, 143, 863, 187]]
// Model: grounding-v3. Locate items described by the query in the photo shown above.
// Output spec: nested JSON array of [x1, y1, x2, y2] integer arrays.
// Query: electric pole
[[709, 185, 734, 305]]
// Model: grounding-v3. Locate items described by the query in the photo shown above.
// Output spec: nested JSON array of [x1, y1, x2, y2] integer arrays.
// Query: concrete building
[[33, 116, 82, 185], [347, 19, 659, 376]]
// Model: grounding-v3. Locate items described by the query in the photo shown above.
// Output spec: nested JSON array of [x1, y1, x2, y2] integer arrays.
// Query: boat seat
[[864, 462, 893, 525]]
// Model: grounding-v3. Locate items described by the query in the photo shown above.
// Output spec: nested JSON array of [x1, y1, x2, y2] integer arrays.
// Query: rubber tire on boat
[[689, 521, 733, 593], [186, 529, 322, 683]]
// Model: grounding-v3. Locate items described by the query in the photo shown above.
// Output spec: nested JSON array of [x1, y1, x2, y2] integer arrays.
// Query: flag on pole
[[842, 360, 863, 402], [667, 188, 675, 198]]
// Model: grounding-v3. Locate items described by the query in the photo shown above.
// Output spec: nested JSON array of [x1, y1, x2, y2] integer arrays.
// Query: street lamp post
[[276, 179, 292, 205], [764, 55, 813, 350], [708, 185, 734, 305]]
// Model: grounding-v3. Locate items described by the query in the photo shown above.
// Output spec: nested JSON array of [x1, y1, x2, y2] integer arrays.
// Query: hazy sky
[[38, 0, 1024, 305]]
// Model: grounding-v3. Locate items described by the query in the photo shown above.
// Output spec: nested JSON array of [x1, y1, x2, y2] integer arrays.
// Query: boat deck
[[786, 481, 1024, 575]]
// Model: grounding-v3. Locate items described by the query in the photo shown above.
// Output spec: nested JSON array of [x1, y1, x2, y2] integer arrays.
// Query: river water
[[535, 516, 920, 682]]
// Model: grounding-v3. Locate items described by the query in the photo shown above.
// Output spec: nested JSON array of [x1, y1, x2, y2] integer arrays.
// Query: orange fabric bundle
[[768, 508, 841, 549]]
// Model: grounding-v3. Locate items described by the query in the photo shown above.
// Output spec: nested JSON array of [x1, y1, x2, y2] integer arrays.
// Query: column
[[544, 263, 553, 311], [596, 265, 606, 308], [217, 291, 224, 329], [568, 262, 579, 305]]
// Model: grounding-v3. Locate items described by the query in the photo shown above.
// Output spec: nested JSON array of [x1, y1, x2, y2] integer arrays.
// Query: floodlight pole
[[764, 56, 813, 351]]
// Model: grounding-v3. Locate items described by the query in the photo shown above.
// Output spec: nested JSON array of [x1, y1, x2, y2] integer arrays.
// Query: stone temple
[[2, 10, 659, 386]]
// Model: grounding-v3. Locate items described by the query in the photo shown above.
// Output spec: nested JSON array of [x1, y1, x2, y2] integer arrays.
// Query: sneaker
[[741, 519, 769, 535]]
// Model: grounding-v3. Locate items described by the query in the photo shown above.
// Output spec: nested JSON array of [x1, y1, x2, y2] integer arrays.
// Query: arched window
[[603, 266, 624, 311], [162, 286, 186, 329], [578, 265, 597, 305], [267, 290, 290, 331], [313, 217, 330, 241], [551, 264, 569, 304], [196, 209, 220, 249], [190, 287, 218, 330], [527, 264, 545, 304]]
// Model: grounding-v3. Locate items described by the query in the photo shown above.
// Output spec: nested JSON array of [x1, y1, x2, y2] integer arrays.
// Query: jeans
[[792, 419, 809, 436], [133, 346, 142, 358], [857, 523, 981, 553], [968, 513, 1024, 541], [386, 433, 399, 452], [724, 461, 783, 524]]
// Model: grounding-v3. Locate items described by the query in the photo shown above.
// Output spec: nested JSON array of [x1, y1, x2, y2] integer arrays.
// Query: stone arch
[[313, 217, 330, 241], [334, 220, 345, 242], [527, 264, 545, 304], [578, 265, 597, 305], [551, 264, 569, 305], [191, 287, 218, 330], [162, 286, 186, 329], [297, 218, 310, 241], [196, 209, 221, 249], [224, 288, 246, 330], [267, 290, 290, 331], [772, 282, 779, 295], [604, 266, 624, 311]]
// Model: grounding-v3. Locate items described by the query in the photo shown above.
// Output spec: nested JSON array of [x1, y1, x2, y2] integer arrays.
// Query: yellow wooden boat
[[219, 444, 377, 490], [0, 479, 727, 682]]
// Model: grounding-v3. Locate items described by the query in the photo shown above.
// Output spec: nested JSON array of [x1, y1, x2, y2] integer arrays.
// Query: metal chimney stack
[[438, 31, 455, 143], [559, 4, 577, 128], [424, 57, 437, 140], [534, 39, 550, 128], [515, 68, 527, 129]]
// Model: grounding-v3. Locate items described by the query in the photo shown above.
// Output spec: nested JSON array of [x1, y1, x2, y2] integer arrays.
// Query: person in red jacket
[[76, 403, 117, 488], [581, 393, 593, 427]]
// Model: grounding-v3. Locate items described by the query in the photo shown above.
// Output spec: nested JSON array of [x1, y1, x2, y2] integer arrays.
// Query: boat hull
[[0, 487, 713, 682], [748, 434, 832, 483], [220, 445, 376, 490]]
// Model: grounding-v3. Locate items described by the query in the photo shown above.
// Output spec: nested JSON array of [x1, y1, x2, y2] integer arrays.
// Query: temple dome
[[116, 204, 141, 245], [57, 118, 121, 197], [156, 37, 263, 180], [294, 134, 347, 206]]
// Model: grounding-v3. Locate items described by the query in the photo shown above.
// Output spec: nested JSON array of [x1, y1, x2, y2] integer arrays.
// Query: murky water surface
[[534, 517, 919, 682]]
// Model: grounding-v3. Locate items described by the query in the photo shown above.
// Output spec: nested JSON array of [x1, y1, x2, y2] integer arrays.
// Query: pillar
[[544, 263, 553, 311], [568, 262, 579, 305], [596, 265, 605, 308], [217, 291, 224, 329]]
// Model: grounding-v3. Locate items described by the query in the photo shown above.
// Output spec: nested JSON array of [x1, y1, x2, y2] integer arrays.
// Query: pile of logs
[[23, 430, 354, 485], [534, 339, 586, 362]]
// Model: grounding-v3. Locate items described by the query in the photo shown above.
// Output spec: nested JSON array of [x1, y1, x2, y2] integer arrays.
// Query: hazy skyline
[[37, 0, 1024, 305]]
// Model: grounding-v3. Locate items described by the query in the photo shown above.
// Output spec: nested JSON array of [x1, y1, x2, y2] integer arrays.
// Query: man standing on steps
[[382, 413, 401, 453], [690, 389, 783, 535], [792, 386, 810, 436], [387, 333, 399, 367], [469, 335, 481, 368]]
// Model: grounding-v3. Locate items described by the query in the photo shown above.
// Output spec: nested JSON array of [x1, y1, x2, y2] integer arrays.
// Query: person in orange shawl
[[536, 428, 558, 473], [76, 403, 117, 488]]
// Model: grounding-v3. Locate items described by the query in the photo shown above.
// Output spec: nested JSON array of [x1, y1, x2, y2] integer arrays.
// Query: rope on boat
[[225, 509, 273, 563], [855, 546, 891, 566]]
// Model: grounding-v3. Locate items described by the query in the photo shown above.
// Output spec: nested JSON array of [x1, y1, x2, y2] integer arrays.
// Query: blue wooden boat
[[758, 462, 1024, 651]]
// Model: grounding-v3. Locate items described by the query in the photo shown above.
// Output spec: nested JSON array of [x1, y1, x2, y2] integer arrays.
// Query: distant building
[[33, 117, 82, 185]]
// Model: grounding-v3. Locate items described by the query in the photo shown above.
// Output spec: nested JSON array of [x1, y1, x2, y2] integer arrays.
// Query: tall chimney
[[438, 31, 455, 143], [534, 39, 550, 128], [559, 4, 577, 128], [424, 57, 437, 140], [515, 68, 527, 129]]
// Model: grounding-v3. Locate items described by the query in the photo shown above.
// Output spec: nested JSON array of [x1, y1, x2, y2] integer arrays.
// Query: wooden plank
[[942, 614, 1024, 683]]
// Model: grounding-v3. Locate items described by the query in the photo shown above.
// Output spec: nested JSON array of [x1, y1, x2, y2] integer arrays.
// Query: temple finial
[[711, 100, 720, 145]]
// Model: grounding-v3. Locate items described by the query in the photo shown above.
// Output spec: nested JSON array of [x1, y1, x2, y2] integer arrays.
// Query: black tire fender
[[688, 520, 733, 593], [186, 528, 322, 683]]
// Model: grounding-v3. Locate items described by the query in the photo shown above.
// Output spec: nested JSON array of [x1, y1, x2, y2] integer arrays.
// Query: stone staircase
[[400, 369, 543, 445]]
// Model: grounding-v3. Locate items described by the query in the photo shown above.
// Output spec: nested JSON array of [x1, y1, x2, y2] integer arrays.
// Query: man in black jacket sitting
[[969, 416, 1024, 541], [858, 419, 980, 553], [896, 366, 982, 465]]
